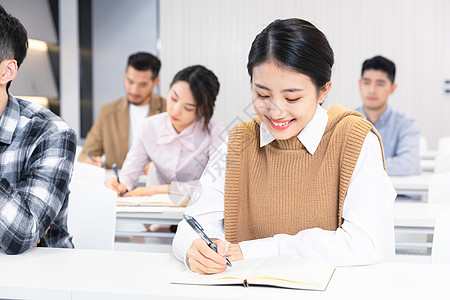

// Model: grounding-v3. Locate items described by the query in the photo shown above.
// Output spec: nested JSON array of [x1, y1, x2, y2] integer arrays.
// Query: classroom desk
[[421, 150, 438, 160], [115, 206, 184, 238], [421, 159, 435, 172], [114, 202, 449, 260], [393, 202, 450, 228], [0, 247, 449, 300], [389, 174, 431, 198], [116, 201, 449, 230], [393, 202, 450, 259]]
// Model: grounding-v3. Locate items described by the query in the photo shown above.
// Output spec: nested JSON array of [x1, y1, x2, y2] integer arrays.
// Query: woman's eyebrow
[[254, 83, 304, 93]]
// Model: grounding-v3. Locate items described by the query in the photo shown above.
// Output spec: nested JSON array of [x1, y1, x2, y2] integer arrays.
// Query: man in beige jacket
[[78, 52, 166, 169]]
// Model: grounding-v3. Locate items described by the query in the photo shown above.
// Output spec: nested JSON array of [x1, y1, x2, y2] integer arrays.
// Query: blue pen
[[183, 214, 232, 267], [85, 150, 96, 163], [112, 163, 124, 197]]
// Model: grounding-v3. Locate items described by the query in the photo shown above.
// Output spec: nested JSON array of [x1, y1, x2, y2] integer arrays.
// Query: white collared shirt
[[128, 103, 150, 149], [173, 105, 396, 267]]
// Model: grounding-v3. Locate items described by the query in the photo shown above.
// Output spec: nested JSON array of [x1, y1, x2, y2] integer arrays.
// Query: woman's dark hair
[[170, 65, 219, 133], [247, 18, 334, 92]]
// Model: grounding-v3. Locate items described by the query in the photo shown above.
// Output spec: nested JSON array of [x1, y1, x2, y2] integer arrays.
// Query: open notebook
[[116, 194, 189, 207], [171, 257, 335, 290]]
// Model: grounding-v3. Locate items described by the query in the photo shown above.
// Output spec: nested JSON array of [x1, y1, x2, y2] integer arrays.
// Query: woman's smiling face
[[252, 61, 331, 140]]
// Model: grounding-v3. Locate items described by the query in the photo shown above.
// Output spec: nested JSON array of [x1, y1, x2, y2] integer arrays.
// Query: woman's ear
[[318, 81, 332, 104], [0, 60, 18, 85]]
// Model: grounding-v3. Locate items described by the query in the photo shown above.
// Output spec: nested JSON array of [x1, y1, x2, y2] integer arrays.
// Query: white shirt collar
[[259, 104, 328, 155]]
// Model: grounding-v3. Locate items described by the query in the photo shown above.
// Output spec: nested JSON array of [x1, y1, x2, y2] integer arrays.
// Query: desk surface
[[393, 201, 450, 228], [116, 205, 184, 224], [421, 150, 438, 160], [421, 159, 435, 172], [115, 200, 450, 230], [389, 174, 431, 195], [1, 248, 450, 300]]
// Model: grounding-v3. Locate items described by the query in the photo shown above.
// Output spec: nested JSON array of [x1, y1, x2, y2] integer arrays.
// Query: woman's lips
[[267, 117, 295, 130]]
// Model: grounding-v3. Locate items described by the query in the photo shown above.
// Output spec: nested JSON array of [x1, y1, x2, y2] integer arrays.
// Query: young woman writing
[[173, 19, 396, 274], [105, 65, 225, 199]]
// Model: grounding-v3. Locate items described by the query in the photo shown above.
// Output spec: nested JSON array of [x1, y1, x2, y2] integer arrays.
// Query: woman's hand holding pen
[[85, 155, 102, 167], [83, 151, 103, 168], [104, 177, 128, 197], [187, 239, 242, 274]]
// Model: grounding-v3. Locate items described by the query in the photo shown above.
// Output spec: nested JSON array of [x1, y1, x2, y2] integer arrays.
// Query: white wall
[[3, 0, 60, 118], [59, 0, 80, 136], [1, 0, 58, 43], [92, 0, 159, 119], [160, 0, 450, 149]]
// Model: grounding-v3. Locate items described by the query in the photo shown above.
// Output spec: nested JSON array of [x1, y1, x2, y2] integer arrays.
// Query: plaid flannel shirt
[[0, 94, 76, 254]]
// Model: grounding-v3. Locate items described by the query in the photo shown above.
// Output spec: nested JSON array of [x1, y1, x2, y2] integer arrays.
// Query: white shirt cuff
[[239, 237, 278, 259]]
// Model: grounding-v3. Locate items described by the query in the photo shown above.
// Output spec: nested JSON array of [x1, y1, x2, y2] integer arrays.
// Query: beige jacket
[[78, 93, 166, 169]]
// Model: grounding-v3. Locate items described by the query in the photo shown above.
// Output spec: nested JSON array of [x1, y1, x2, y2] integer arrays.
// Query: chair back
[[431, 211, 450, 264], [67, 179, 117, 250], [72, 162, 106, 186], [75, 145, 84, 161]]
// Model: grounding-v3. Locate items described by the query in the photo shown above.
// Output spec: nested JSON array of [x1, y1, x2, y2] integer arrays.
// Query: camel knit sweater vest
[[224, 104, 385, 244]]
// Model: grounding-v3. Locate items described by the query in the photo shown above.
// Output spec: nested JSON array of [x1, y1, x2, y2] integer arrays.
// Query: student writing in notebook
[[173, 18, 396, 274], [105, 65, 225, 199]]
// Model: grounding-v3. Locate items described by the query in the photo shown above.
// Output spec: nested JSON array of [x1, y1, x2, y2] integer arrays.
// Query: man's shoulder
[[99, 97, 128, 114], [152, 93, 165, 103], [354, 106, 364, 114], [17, 99, 76, 137], [388, 106, 418, 125]]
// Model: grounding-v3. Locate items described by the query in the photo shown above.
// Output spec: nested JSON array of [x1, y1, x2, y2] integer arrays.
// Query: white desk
[[393, 202, 450, 260], [389, 174, 431, 198], [1, 247, 450, 300], [116, 201, 450, 229], [114, 205, 185, 252], [115, 206, 184, 237], [421, 150, 438, 160], [114, 199, 448, 257], [394, 202, 450, 228], [421, 160, 435, 172]]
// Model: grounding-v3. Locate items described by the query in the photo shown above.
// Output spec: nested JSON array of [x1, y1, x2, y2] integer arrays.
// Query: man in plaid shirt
[[0, 6, 76, 254]]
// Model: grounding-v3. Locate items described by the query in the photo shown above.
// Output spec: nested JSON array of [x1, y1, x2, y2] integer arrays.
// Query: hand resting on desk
[[187, 238, 243, 274]]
